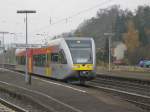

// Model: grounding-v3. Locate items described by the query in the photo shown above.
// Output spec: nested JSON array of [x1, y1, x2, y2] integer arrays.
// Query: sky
[[0, 0, 149, 44]]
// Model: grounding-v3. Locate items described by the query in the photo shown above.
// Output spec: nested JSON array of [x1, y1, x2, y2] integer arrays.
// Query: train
[[3, 37, 96, 84]]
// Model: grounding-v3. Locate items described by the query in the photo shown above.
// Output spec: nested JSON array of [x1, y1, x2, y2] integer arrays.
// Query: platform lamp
[[17, 10, 36, 84]]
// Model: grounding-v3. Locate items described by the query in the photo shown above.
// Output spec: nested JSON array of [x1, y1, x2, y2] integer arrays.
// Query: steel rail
[[89, 74, 150, 110], [0, 97, 28, 112], [89, 82, 150, 110], [92, 79, 150, 92], [92, 75, 150, 96]]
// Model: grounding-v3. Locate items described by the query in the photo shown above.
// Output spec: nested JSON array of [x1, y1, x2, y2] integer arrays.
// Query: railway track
[[0, 97, 27, 112], [89, 74, 150, 111], [92, 74, 150, 96], [2, 64, 150, 111]]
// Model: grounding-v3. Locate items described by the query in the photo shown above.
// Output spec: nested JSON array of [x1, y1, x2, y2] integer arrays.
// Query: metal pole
[[108, 36, 111, 71], [2, 33, 4, 71], [104, 33, 114, 72], [25, 13, 31, 84]]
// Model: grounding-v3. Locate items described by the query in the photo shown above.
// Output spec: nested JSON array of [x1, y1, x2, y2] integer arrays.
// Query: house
[[112, 42, 127, 64]]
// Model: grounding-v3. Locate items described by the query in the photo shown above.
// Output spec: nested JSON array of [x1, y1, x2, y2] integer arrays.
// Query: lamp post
[[0, 32, 9, 71], [17, 10, 36, 84], [104, 33, 114, 72]]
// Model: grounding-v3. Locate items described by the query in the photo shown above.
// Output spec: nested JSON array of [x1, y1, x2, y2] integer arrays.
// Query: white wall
[[114, 43, 127, 60]]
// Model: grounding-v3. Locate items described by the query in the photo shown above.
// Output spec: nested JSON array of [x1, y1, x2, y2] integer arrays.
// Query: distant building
[[112, 42, 127, 64]]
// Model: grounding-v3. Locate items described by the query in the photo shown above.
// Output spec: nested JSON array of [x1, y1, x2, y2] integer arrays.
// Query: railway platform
[[0, 68, 145, 112]]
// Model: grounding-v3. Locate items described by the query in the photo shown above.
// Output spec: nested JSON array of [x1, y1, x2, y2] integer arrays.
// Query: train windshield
[[66, 39, 93, 64]]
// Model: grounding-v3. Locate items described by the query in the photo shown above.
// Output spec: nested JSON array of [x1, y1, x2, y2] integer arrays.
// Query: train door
[[51, 52, 59, 77], [45, 48, 52, 77], [51, 49, 68, 79], [58, 49, 68, 76], [28, 49, 33, 73]]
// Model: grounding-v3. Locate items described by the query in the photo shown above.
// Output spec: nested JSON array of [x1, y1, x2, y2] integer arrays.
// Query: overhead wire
[[31, 0, 113, 35]]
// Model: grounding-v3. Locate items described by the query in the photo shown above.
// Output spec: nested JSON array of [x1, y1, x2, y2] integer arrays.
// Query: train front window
[[70, 48, 92, 64], [66, 40, 93, 64]]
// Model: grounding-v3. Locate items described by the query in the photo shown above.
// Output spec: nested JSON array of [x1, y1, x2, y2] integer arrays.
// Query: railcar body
[[15, 37, 96, 84]]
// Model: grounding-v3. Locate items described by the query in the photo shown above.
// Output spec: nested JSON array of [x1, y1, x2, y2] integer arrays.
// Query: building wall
[[114, 43, 126, 60]]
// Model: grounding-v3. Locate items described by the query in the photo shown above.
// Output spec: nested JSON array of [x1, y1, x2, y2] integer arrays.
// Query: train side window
[[51, 53, 59, 63], [41, 54, 46, 66], [33, 55, 38, 66], [17, 56, 20, 64], [16, 56, 19, 64], [23, 56, 25, 65], [19, 56, 25, 65], [33, 54, 46, 67], [59, 50, 67, 64]]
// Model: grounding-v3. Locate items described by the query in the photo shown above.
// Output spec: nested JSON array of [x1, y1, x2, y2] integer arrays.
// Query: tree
[[135, 6, 150, 45], [60, 5, 150, 64], [123, 20, 140, 53], [103, 38, 109, 63], [123, 20, 141, 64]]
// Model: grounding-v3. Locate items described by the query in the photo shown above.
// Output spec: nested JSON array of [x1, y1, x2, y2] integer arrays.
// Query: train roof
[[47, 37, 93, 46], [15, 37, 94, 55], [64, 37, 93, 40]]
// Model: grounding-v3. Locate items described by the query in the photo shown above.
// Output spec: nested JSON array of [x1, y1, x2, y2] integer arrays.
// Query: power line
[[31, 0, 113, 35]]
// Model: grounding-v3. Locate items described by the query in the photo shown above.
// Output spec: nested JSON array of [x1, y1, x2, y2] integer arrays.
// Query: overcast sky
[[0, 0, 149, 44]]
